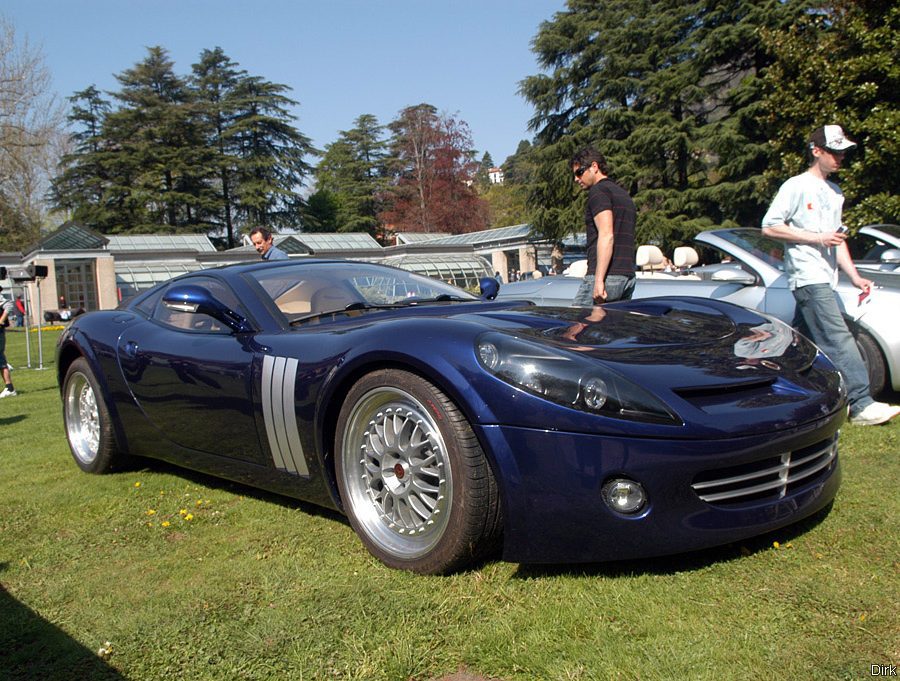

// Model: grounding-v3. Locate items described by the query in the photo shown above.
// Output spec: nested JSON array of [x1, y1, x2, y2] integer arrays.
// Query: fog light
[[602, 478, 647, 515]]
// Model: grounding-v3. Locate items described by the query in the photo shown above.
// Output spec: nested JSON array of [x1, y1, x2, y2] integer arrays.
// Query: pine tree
[[315, 114, 389, 236], [191, 47, 248, 247], [50, 47, 316, 239], [520, 0, 816, 250], [105, 46, 215, 232], [228, 75, 314, 230], [50, 86, 115, 229]]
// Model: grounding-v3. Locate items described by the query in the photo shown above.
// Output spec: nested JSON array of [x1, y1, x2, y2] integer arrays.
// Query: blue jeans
[[792, 283, 873, 416], [573, 275, 635, 306]]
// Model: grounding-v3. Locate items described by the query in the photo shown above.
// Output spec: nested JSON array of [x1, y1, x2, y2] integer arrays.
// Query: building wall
[[95, 256, 118, 309]]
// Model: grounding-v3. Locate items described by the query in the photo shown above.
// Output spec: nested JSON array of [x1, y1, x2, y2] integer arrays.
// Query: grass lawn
[[0, 327, 897, 680]]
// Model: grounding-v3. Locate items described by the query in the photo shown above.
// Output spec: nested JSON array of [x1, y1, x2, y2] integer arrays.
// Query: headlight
[[475, 332, 679, 424]]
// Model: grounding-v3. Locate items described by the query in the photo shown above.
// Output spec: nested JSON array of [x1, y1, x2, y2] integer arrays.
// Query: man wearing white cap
[[762, 125, 900, 426]]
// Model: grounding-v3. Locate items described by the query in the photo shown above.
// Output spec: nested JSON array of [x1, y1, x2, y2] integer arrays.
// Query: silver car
[[846, 224, 900, 273], [496, 228, 900, 395]]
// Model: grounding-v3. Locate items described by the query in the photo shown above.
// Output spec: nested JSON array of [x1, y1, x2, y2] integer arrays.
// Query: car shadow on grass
[[126, 457, 348, 525], [105, 458, 837, 580], [510, 502, 835, 579], [0, 564, 127, 681]]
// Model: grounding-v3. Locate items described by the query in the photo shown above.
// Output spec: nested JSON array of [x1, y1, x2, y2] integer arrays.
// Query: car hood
[[452, 297, 844, 433], [463, 297, 821, 388]]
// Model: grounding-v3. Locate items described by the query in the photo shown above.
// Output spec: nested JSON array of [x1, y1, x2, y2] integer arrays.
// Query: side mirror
[[163, 284, 253, 333], [880, 248, 900, 264], [479, 277, 500, 301], [710, 268, 756, 285]]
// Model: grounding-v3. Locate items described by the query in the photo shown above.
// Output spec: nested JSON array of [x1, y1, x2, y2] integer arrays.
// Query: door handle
[[123, 340, 139, 358]]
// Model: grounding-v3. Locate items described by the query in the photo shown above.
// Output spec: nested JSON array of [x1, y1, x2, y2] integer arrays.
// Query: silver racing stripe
[[261, 355, 309, 476]]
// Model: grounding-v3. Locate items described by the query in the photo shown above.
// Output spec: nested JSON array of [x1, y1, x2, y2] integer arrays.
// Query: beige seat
[[310, 287, 361, 314], [563, 259, 588, 278], [673, 246, 701, 279], [673, 246, 699, 269], [636, 245, 671, 277]]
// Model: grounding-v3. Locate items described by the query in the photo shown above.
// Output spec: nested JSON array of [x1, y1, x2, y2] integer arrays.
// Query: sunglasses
[[574, 165, 590, 178]]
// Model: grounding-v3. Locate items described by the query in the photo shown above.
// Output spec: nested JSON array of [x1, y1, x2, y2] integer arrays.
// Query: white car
[[497, 228, 900, 395]]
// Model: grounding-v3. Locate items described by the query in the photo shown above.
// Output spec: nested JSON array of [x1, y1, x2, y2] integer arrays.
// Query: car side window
[[153, 276, 248, 334]]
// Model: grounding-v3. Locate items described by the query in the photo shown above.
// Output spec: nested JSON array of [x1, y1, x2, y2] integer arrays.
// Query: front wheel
[[63, 358, 125, 473], [335, 369, 502, 574]]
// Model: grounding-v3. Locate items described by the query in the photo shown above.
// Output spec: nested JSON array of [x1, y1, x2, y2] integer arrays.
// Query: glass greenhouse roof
[[39, 223, 107, 251], [106, 235, 218, 252], [422, 224, 534, 247], [380, 253, 493, 290], [115, 262, 205, 301], [298, 233, 381, 250], [395, 233, 450, 244]]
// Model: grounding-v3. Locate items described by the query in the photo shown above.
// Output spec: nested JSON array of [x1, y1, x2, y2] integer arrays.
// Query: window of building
[[55, 260, 98, 312]]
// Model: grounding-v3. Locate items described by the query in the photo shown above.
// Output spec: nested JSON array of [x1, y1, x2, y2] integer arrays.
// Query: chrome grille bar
[[692, 437, 837, 503]]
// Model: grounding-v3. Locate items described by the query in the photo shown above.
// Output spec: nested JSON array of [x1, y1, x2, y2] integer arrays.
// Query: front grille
[[691, 435, 838, 505]]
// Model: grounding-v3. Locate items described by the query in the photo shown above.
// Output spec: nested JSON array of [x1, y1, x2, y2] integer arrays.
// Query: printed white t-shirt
[[761, 171, 844, 290]]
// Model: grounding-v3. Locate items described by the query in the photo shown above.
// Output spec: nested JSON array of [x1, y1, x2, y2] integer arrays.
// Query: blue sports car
[[57, 259, 845, 574]]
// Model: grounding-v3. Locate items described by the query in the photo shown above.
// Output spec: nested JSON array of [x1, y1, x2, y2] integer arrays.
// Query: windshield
[[247, 261, 478, 322], [712, 228, 787, 271], [866, 224, 900, 240]]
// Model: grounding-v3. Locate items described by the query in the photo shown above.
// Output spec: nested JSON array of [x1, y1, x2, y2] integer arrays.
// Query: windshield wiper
[[289, 302, 400, 325], [288, 297, 470, 325], [402, 294, 471, 304]]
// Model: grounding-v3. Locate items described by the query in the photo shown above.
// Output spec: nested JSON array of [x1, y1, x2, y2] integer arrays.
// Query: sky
[[5, 0, 564, 167]]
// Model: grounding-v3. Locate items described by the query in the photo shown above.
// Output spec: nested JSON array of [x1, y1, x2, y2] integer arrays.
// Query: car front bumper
[[476, 411, 843, 564]]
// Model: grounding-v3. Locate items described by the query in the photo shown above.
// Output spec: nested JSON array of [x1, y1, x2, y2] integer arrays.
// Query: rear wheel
[[335, 369, 501, 574], [63, 358, 124, 473], [854, 328, 886, 396]]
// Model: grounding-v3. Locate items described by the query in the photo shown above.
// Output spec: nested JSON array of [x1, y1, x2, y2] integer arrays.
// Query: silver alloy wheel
[[65, 371, 100, 465], [341, 386, 452, 559]]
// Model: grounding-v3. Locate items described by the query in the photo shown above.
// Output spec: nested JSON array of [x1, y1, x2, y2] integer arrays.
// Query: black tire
[[335, 369, 502, 574], [854, 328, 886, 397], [62, 358, 125, 473]]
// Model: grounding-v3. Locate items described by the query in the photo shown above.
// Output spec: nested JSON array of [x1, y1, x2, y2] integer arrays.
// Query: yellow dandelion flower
[[773, 541, 780, 549], [134, 482, 141, 488], [185, 513, 194, 521], [146, 509, 156, 516], [161, 521, 170, 527], [196, 500, 203, 507], [179, 509, 187, 516]]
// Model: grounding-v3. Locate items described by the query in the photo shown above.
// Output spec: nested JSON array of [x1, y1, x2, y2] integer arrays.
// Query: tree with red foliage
[[380, 103, 488, 235]]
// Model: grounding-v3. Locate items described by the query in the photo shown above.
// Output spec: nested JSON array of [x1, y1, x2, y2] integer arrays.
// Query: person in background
[[0, 285, 17, 398], [570, 145, 636, 305], [249, 227, 289, 260], [550, 243, 564, 275], [761, 124, 899, 426], [14, 295, 25, 327]]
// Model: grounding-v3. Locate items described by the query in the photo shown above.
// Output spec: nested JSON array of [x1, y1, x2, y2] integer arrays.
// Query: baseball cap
[[810, 125, 856, 152]]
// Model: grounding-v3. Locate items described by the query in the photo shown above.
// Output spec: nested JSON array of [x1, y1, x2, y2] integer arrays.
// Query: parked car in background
[[497, 228, 900, 395], [58, 258, 844, 574], [846, 224, 900, 273]]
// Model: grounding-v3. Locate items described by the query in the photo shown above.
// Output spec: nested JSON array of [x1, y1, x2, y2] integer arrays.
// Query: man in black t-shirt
[[570, 146, 636, 305]]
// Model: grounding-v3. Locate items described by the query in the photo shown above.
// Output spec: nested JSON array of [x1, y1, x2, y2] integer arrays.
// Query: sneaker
[[0, 388, 16, 399], [850, 401, 900, 426]]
